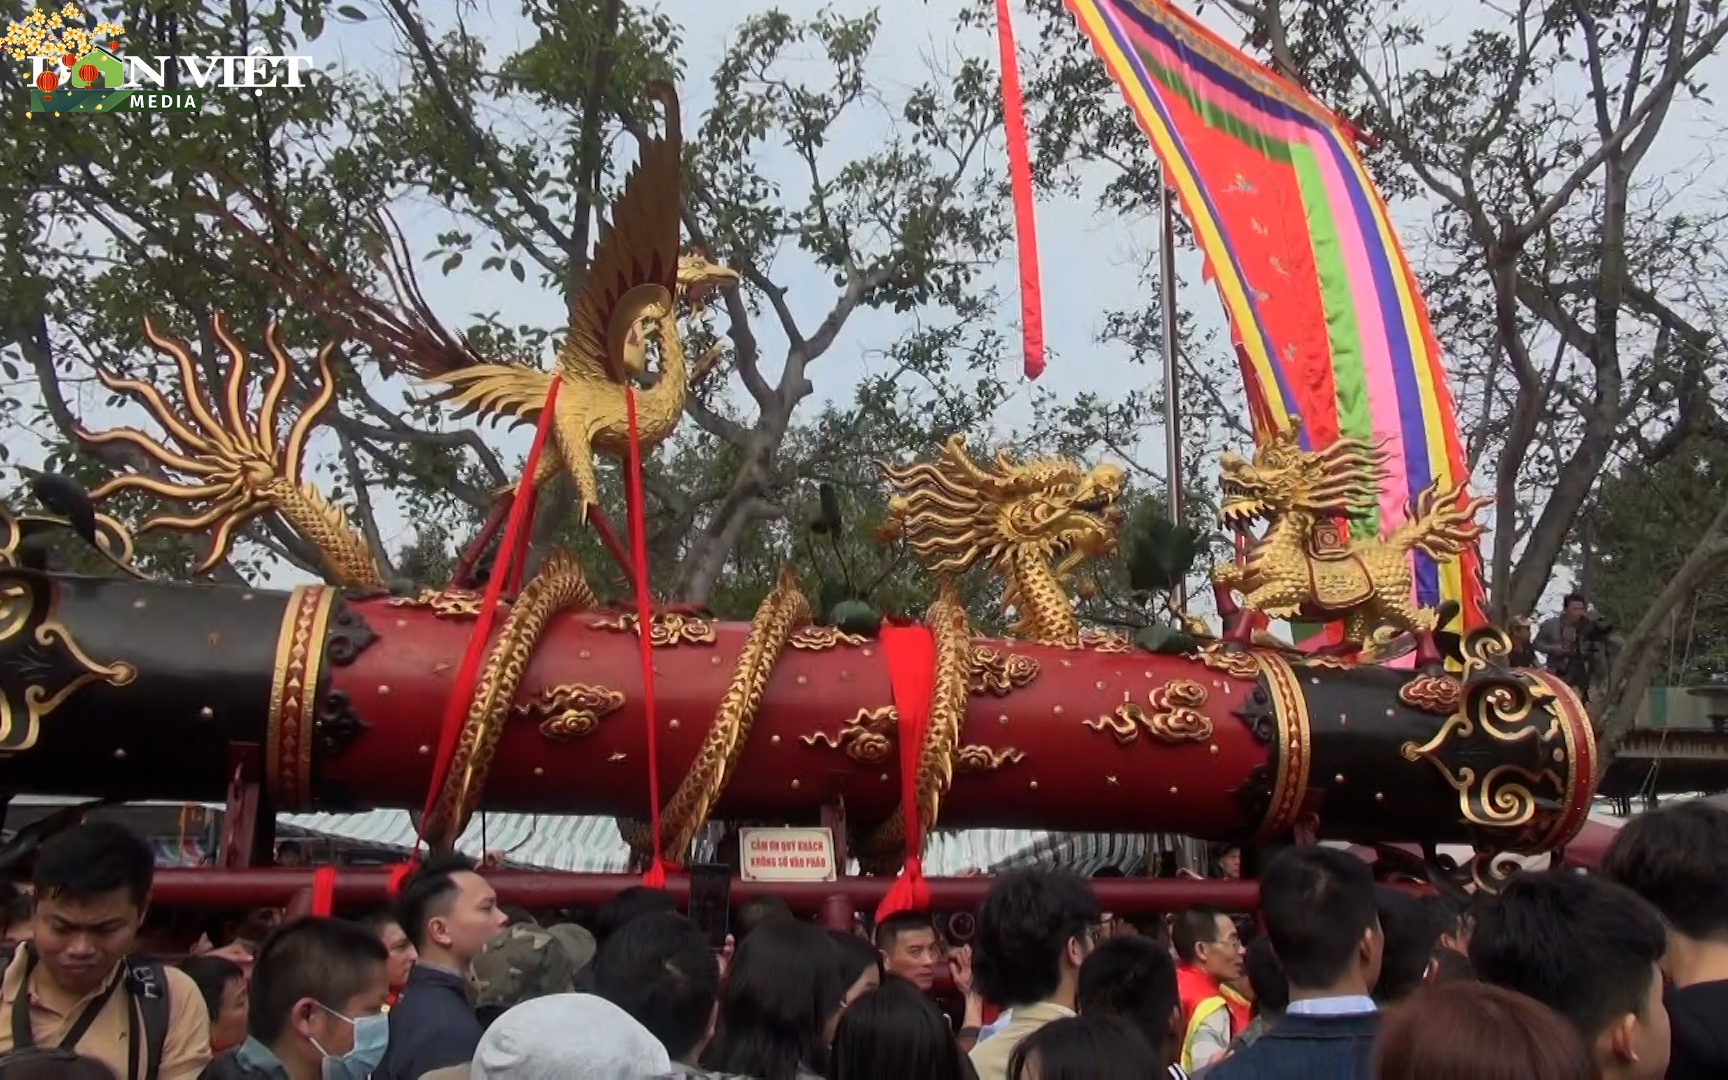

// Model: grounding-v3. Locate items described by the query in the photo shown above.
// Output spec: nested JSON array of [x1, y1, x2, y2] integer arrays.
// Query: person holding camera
[[1535, 593, 1613, 701]]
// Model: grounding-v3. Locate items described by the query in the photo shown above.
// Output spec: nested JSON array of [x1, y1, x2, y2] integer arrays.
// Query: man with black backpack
[[0, 822, 211, 1080]]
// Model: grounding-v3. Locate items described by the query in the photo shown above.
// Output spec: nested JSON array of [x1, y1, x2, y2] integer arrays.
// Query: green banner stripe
[[29, 88, 202, 113]]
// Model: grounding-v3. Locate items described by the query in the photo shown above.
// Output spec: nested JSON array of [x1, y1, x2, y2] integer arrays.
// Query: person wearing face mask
[[373, 855, 506, 1080], [198, 917, 391, 1080]]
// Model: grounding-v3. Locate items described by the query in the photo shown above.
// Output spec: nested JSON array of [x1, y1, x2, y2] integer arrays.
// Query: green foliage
[[1122, 501, 1203, 595], [0, 0, 1164, 638], [1133, 624, 1199, 655], [1592, 437, 1728, 683], [394, 523, 458, 590], [829, 599, 882, 637]]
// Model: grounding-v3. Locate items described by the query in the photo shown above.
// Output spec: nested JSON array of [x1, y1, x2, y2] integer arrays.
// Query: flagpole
[[1159, 177, 1183, 531], [1156, 177, 1198, 876]]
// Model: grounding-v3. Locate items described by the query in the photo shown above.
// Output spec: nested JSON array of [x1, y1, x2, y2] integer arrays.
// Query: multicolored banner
[[1063, 0, 1485, 629]]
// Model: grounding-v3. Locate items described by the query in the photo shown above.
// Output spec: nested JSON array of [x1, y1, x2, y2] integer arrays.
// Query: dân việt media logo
[[7, 3, 315, 116]]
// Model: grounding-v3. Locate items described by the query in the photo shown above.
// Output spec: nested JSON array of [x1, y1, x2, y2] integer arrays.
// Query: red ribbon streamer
[[624, 386, 669, 888], [503, 484, 539, 596], [403, 379, 565, 888], [995, 0, 1046, 380], [875, 624, 935, 922], [310, 866, 336, 917]]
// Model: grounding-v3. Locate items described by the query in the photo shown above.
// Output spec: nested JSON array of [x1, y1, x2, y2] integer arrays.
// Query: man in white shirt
[[967, 871, 1100, 1080]]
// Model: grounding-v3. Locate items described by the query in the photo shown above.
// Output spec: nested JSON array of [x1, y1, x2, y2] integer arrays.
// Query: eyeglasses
[[1205, 936, 1244, 951]]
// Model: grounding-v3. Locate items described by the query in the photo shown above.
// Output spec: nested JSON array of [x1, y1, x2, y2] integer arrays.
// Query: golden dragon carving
[[425, 83, 740, 519], [879, 436, 1124, 647], [74, 314, 386, 590], [425, 550, 599, 849], [1210, 418, 1488, 646]]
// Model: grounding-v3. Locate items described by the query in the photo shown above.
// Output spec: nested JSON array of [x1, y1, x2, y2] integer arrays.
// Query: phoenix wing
[[559, 82, 684, 384], [427, 364, 556, 427]]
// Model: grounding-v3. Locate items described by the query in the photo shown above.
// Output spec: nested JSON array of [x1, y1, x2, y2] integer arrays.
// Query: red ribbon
[[995, 0, 1045, 380], [399, 378, 564, 891], [310, 866, 336, 917], [503, 483, 539, 596], [624, 386, 668, 888], [875, 624, 935, 922]]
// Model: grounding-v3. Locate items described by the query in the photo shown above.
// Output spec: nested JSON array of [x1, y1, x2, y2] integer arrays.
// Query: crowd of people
[[0, 798, 1723, 1080]]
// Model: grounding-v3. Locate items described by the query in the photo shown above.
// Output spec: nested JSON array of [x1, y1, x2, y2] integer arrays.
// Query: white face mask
[[308, 1005, 389, 1080]]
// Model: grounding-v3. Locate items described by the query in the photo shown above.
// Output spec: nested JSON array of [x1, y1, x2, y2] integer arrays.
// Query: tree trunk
[[1594, 497, 1728, 755]]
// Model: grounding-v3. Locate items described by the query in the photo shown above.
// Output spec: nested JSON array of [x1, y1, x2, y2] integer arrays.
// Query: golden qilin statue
[[426, 82, 740, 519], [1210, 418, 1488, 650], [879, 435, 1125, 647]]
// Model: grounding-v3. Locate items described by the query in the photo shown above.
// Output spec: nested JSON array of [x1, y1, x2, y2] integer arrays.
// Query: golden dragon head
[[879, 436, 1125, 575], [1218, 416, 1387, 530]]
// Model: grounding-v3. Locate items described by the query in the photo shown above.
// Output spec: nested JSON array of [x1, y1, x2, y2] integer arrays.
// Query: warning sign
[[739, 826, 837, 883]]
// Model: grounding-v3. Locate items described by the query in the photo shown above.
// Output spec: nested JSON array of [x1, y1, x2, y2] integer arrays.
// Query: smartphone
[[687, 862, 732, 950]]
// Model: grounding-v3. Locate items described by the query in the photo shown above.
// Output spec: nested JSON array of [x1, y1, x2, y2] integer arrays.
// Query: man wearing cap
[[472, 922, 581, 1028], [1508, 617, 1538, 668]]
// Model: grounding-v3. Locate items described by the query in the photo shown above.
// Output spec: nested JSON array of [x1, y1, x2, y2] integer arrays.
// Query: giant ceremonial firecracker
[[0, 560, 1595, 880], [0, 83, 1595, 893]]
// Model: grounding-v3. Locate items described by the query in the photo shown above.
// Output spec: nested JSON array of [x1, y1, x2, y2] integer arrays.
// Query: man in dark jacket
[[1207, 848, 1382, 1080], [1534, 593, 1613, 699], [374, 855, 507, 1080], [1600, 800, 1728, 1079]]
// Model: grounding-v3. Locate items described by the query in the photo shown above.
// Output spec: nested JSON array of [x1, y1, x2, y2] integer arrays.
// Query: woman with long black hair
[[703, 921, 843, 1080], [830, 979, 972, 1080]]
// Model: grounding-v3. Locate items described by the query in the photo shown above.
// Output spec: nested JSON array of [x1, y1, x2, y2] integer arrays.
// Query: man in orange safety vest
[[1172, 906, 1250, 1073]]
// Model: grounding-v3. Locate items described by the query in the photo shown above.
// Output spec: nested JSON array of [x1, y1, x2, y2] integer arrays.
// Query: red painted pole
[[151, 868, 1259, 916]]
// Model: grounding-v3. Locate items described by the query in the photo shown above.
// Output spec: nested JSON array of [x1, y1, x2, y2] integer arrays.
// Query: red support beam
[[151, 868, 1259, 916]]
